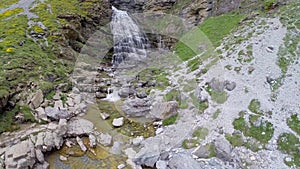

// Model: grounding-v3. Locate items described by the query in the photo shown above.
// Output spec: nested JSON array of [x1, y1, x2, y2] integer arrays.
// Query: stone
[[53, 93, 61, 100], [96, 92, 106, 99], [76, 136, 87, 152], [112, 117, 124, 127], [35, 107, 48, 121], [66, 98, 74, 107], [117, 163, 126, 169], [35, 149, 44, 163], [132, 136, 144, 146], [168, 152, 202, 169], [34, 162, 50, 169], [89, 134, 97, 148], [96, 132, 112, 146], [156, 160, 167, 169], [110, 141, 123, 155], [100, 112, 110, 120], [134, 137, 161, 167], [225, 81, 236, 91], [136, 91, 147, 99], [266, 46, 274, 53], [31, 90, 44, 109], [195, 86, 210, 102], [214, 137, 232, 161], [45, 107, 70, 120], [121, 98, 151, 117], [118, 87, 135, 98], [209, 78, 225, 92], [150, 101, 178, 120], [73, 95, 81, 104], [54, 100, 64, 109], [192, 144, 211, 159], [59, 155, 68, 161], [156, 128, 164, 135], [67, 118, 94, 136]]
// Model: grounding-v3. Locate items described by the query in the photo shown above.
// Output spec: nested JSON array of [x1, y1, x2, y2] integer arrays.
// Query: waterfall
[[110, 6, 149, 65]]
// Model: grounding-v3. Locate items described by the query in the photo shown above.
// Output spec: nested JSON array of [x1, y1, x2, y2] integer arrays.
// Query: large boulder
[[214, 137, 232, 161], [168, 152, 203, 169], [118, 87, 135, 98], [121, 98, 151, 117], [150, 101, 178, 119], [30, 90, 44, 109], [67, 118, 94, 136], [45, 107, 70, 120]]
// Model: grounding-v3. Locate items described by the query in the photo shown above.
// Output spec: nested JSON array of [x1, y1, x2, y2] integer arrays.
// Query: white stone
[[112, 117, 124, 127], [117, 164, 126, 169], [100, 113, 110, 120], [59, 155, 67, 161], [132, 136, 144, 146]]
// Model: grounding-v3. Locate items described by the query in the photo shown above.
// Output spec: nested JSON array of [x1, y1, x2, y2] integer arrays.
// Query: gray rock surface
[[214, 137, 232, 161], [45, 107, 70, 120], [150, 101, 178, 119], [122, 98, 151, 117], [30, 90, 43, 109], [76, 136, 87, 152], [95, 132, 113, 146], [67, 118, 94, 136]]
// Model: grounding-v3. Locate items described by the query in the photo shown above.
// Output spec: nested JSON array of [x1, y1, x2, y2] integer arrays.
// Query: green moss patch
[[287, 114, 300, 135], [192, 127, 209, 140], [248, 99, 262, 114], [225, 133, 244, 147], [278, 133, 300, 167], [162, 114, 179, 126]]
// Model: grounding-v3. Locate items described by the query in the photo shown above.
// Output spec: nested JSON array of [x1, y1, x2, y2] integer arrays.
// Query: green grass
[[192, 127, 209, 140], [210, 91, 227, 104], [287, 114, 300, 135], [182, 138, 198, 149], [199, 13, 245, 47], [165, 89, 180, 101], [175, 42, 197, 61], [190, 93, 209, 113], [225, 133, 244, 147], [187, 58, 201, 71], [248, 99, 262, 114], [278, 133, 300, 167], [213, 109, 221, 119], [233, 115, 274, 144], [162, 114, 179, 126]]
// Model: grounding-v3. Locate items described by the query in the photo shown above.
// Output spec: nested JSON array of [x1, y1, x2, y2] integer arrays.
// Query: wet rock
[[134, 137, 161, 167], [35, 131, 64, 151], [225, 81, 236, 91], [96, 92, 106, 99], [209, 78, 225, 92], [122, 98, 151, 117], [76, 136, 87, 152], [214, 137, 232, 161], [67, 118, 94, 136], [59, 155, 68, 161], [45, 107, 70, 120], [96, 132, 112, 146], [110, 141, 123, 155], [117, 163, 126, 169], [30, 89, 43, 109], [112, 117, 124, 127], [118, 87, 135, 98], [150, 101, 178, 120], [89, 134, 97, 148], [100, 112, 110, 120], [33, 161, 50, 169]]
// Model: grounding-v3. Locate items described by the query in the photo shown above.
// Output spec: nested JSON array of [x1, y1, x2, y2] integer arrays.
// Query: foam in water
[[110, 6, 149, 65]]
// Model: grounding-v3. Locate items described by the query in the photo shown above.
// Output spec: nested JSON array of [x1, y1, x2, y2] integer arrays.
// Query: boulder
[[118, 87, 135, 98], [67, 118, 94, 136], [35, 149, 44, 163], [121, 98, 151, 117], [112, 117, 124, 127], [150, 101, 178, 120], [35, 107, 48, 121], [96, 132, 113, 146], [156, 160, 168, 169], [45, 107, 70, 120], [209, 78, 225, 92], [132, 136, 144, 146], [136, 91, 147, 99], [168, 152, 203, 169], [100, 113, 110, 120], [192, 143, 212, 159], [214, 138, 232, 161], [225, 81, 236, 91], [31, 90, 43, 109]]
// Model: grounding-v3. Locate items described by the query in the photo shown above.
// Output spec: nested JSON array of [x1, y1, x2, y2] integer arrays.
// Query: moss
[[199, 13, 245, 47], [175, 41, 197, 61], [278, 133, 300, 167], [225, 133, 244, 147], [20, 105, 35, 122], [287, 114, 300, 135], [210, 91, 227, 104], [190, 93, 209, 113], [165, 89, 180, 102], [0, 8, 24, 20], [182, 138, 198, 149], [277, 57, 289, 74], [248, 99, 262, 114], [162, 114, 179, 126], [60, 94, 67, 107], [264, 0, 278, 10], [192, 127, 209, 140], [0, 0, 19, 9], [213, 109, 221, 119], [187, 58, 201, 71]]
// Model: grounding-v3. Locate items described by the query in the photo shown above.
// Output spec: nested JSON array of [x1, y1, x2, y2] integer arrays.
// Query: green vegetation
[[199, 13, 245, 47], [287, 114, 300, 135], [193, 127, 209, 139], [187, 58, 201, 71], [175, 42, 197, 61], [162, 114, 179, 126], [225, 133, 244, 147], [206, 86, 228, 104], [264, 0, 278, 10], [248, 99, 262, 114], [0, 8, 24, 20], [213, 109, 221, 119], [233, 114, 274, 144], [0, 105, 35, 133], [190, 93, 209, 113], [182, 138, 198, 149], [278, 133, 300, 167], [136, 67, 170, 91], [165, 89, 180, 102], [60, 94, 67, 107]]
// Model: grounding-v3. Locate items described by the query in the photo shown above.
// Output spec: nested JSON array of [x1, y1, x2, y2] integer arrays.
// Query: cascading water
[[110, 6, 149, 65]]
